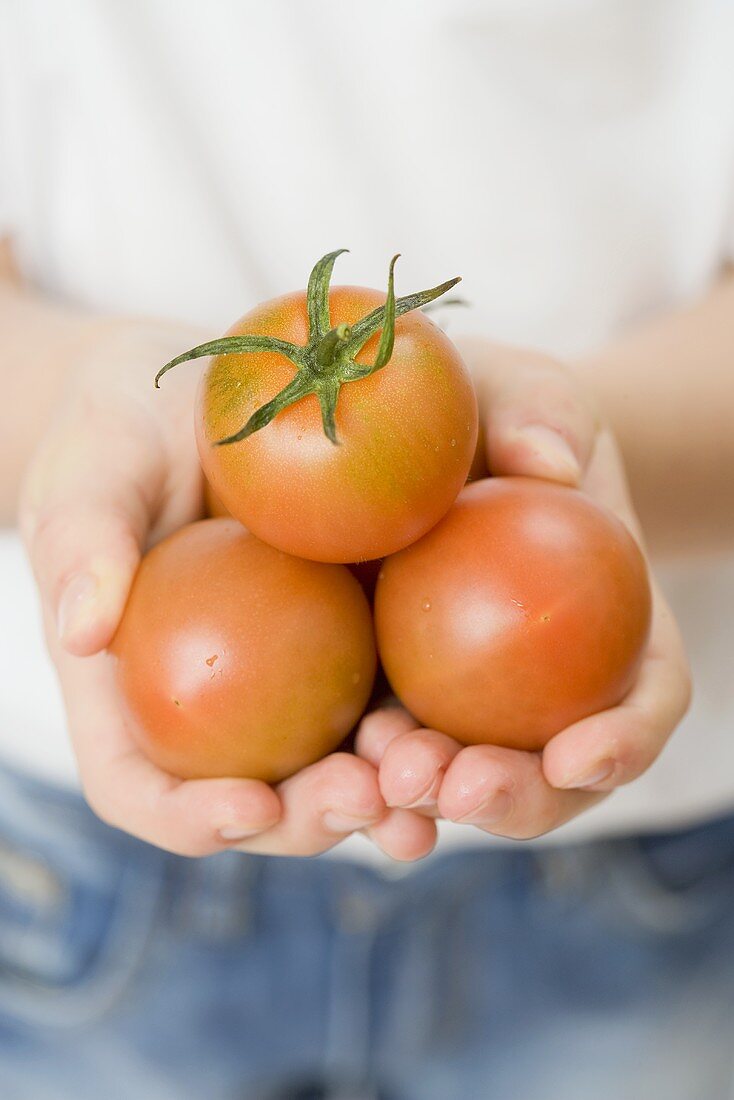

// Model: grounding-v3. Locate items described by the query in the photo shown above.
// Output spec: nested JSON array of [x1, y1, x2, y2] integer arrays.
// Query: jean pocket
[[0, 778, 166, 1029]]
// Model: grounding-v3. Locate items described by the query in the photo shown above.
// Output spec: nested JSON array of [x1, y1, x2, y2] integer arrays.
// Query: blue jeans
[[1, 764, 734, 1100]]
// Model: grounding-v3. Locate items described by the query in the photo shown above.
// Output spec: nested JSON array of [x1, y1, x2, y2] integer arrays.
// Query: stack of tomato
[[112, 252, 652, 783]]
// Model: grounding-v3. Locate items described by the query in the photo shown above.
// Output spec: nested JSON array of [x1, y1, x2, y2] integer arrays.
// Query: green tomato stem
[[155, 250, 461, 446]]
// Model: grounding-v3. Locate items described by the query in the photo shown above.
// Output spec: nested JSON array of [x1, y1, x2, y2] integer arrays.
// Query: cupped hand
[[19, 320, 435, 859], [356, 340, 691, 841]]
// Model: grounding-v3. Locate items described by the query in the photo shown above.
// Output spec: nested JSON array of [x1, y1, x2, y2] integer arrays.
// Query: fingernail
[[454, 789, 514, 825], [393, 770, 443, 810], [520, 426, 580, 481], [322, 811, 376, 834], [57, 572, 98, 641], [219, 824, 266, 841], [559, 759, 615, 790]]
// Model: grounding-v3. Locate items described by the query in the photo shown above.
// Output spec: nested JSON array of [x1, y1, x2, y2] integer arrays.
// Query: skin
[[113, 519, 377, 783], [375, 477, 652, 751], [578, 269, 734, 558], [197, 286, 478, 562], [9, 244, 729, 854]]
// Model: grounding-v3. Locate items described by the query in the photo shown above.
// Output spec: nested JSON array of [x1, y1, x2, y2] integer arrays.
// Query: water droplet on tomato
[[205, 654, 219, 667], [421, 600, 432, 612], [351, 672, 362, 685], [450, 438, 456, 447]]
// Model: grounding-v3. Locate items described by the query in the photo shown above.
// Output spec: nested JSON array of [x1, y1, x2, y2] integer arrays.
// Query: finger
[[580, 426, 644, 541], [437, 744, 604, 840], [234, 752, 385, 857], [365, 808, 438, 862], [378, 728, 462, 811], [91, 764, 283, 857], [58, 649, 281, 856], [20, 404, 163, 656], [472, 345, 598, 485], [354, 706, 421, 767], [542, 585, 691, 791], [541, 429, 691, 791]]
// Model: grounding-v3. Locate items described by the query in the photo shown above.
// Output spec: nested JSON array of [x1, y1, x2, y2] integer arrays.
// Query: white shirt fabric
[[1, 0, 734, 852]]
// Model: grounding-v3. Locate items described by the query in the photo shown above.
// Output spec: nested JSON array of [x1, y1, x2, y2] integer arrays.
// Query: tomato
[[375, 478, 652, 751], [112, 519, 377, 783], [203, 479, 229, 518], [203, 482, 383, 602], [157, 252, 478, 562]]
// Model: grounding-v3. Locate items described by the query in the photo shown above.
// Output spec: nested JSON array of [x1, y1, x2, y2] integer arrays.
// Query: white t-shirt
[[1, 0, 734, 849]]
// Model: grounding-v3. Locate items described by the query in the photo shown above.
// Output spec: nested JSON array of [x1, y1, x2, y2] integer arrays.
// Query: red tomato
[[203, 482, 383, 602], [375, 478, 652, 751], [157, 252, 478, 563], [112, 519, 377, 782]]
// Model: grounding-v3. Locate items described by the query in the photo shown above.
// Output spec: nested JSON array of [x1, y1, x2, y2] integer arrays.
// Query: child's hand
[[356, 342, 691, 841], [19, 320, 435, 860]]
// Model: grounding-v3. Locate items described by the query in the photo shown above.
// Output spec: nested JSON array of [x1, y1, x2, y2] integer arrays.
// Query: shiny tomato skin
[[202, 486, 383, 600], [196, 286, 478, 563], [203, 483, 383, 603], [375, 478, 652, 751], [112, 519, 377, 783]]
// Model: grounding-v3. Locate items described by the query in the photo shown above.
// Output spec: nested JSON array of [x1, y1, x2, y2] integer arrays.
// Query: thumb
[[20, 412, 161, 657], [464, 341, 599, 486]]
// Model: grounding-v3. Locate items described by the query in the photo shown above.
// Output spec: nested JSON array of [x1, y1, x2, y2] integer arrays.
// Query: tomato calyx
[[154, 250, 460, 446]]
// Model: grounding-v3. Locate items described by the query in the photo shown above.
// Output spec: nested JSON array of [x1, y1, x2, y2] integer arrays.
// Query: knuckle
[[28, 504, 139, 596], [518, 362, 597, 432], [514, 357, 577, 401], [28, 506, 70, 565], [29, 505, 95, 578]]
